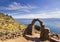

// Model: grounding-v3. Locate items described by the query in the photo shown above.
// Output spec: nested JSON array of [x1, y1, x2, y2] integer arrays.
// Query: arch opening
[[31, 21, 41, 35], [34, 21, 41, 31]]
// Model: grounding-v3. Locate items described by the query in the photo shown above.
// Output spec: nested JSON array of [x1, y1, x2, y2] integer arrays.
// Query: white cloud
[[5, 2, 37, 12], [11, 11, 60, 19], [3, 2, 60, 19]]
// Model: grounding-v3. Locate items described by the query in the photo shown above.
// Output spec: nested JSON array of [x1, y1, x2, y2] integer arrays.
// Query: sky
[[0, 0, 60, 18]]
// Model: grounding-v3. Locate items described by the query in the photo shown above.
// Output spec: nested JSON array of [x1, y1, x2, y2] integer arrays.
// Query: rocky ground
[[0, 37, 29, 42], [0, 34, 50, 42], [0, 33, 60, 42]]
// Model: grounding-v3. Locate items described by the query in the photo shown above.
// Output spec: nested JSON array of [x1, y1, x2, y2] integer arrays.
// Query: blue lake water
[[15, 18, 60, 34]]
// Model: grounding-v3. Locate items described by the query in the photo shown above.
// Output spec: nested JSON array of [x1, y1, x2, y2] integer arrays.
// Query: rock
[[40, 28, 50, 40], [23, 19, 44, 36]]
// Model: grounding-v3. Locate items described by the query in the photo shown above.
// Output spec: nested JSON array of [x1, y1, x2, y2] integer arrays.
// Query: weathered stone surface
[[49, 32, 60, 42], [40, 28, 50, 40], [23, 19, 44, 36], [23, 24, 33, 35]]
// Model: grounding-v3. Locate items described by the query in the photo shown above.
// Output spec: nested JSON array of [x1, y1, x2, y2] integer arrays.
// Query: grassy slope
[[0, 13, 27, 33]]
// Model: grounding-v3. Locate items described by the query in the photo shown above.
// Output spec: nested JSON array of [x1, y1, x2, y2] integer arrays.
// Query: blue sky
[[0, 0, 60, 18]]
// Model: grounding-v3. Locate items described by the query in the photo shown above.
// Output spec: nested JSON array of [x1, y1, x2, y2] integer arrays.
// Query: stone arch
[[31, 19, 44, 27], [23, 19, 60, 41], [23, 19, 50, 40], [23, 19, 45, 35]]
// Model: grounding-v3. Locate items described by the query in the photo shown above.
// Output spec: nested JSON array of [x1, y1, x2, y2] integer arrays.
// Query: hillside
[[0, 13, 27, 40], [0, 13, 27, 31]]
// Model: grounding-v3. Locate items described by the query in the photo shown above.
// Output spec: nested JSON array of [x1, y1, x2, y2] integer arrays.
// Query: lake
[[15, 18, 60, 34]]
